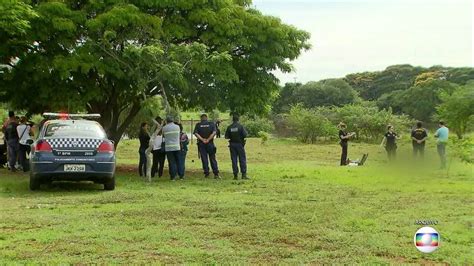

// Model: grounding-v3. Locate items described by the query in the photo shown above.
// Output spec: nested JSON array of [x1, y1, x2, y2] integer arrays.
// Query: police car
[[29, 113, 116, 190]]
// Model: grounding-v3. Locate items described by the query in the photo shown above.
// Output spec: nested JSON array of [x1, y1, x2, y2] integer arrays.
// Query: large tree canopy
[[0, 0, 310, 145]]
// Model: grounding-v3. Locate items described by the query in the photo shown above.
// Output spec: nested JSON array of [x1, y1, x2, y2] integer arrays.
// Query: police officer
[[193, 113, 220, 179], [225, 114, 249, 180], [411, 121, 428, 158]]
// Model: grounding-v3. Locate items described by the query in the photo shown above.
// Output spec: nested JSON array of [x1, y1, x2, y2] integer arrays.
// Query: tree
[[272, 79, 358, 112], [397, 80, 457, 123], [0, 0, 310, 145], [436, 82, 474, 139], [293, 79, 358, 108], [0, 0, 37, 66], [345, 64, 425, 100], [272, 82, 302, 113]]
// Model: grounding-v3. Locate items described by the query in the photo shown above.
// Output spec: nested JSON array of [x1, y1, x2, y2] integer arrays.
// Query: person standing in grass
[[151, 130, 166, 178], [338, 122, 355, 166], [16, 116, 33, 172], [225, 114, 249, 180], [4, 112, 19, 172], [163, 116, 183, 180], [138, 122, 150, 177], [434, 121, 449, 169], [178, 123, 189, 177], [194, 113, 220, 179], [411, 121, 428, 159], [146, 116, 164, 179], [380, 125, 401, 161]]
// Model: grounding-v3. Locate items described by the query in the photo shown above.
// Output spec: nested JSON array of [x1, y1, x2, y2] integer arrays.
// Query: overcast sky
[[253, 0, 473, 84]]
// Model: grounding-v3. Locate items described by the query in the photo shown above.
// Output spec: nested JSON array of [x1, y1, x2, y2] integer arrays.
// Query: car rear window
[[44, 121, 106, 138]]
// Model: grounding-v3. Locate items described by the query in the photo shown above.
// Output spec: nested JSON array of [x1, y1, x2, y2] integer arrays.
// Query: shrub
[[258, 131, 270, 145], [282, 102, 412, 143], [451, 135, 474, 164], [240, 116, 274, 137], [287, 104, 337, 143]]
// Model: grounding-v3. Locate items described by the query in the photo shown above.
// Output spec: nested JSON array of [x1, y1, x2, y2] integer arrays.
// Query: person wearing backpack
[[4, 114, 19, 172], [16, 116, 34, 172]]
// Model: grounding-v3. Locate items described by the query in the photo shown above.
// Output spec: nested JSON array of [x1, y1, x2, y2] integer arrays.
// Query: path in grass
[[0, 139, 472, 263]]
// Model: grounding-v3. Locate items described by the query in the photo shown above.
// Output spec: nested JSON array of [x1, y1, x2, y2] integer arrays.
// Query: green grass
[[0, 138, 473, 264]]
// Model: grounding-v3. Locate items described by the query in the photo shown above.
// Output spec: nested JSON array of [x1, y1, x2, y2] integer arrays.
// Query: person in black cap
[[193, 113, 220, 179], [225, 114, 249, 180]]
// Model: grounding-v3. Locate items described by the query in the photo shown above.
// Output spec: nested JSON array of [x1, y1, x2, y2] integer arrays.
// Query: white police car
[[29, 113, 116, 190]]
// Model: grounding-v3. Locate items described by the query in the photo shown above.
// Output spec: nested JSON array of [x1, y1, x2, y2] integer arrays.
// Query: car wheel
[[104, 176, 115, 191], [29, 174, 41, 191]]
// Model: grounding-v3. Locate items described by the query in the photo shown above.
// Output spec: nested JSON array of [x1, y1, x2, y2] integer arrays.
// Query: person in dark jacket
[[194, 113, 220, 179], [225, 114, 249, 180], [4, 112, 19, 172], [380, 125, 401, 161], [177, 123, 189, 178], [411, 121, 428, 158], [338, 122, 355, 166], [138, 122, 150, 177]]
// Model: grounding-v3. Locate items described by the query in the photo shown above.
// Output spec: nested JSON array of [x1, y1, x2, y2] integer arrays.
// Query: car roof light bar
[[42, 113, 101, 120]]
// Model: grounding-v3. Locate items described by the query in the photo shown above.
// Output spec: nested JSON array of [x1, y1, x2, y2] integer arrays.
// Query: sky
[[253, 0, 473, 84]]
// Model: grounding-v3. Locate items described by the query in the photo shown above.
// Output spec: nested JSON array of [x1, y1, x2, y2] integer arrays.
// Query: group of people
[[338, 121, 450, 169], [138, 113, 249, 181], [1, 111, 35, 172]]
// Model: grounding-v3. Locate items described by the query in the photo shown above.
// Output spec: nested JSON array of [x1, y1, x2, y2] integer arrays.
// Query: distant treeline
[[273, 65, 474, 122]]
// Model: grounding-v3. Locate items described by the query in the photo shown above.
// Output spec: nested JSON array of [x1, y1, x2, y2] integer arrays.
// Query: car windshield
[[44, 121, 106, 138]]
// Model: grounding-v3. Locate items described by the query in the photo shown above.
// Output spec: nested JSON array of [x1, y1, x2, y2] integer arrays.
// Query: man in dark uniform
[[225, 114, 249, 180], [194, 113, 220, 179], [338, 123, 355, 166], [411, 121, 428, 158]]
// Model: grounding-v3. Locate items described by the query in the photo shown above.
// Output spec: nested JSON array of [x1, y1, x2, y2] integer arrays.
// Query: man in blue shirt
[[434, 121, 449, 169]]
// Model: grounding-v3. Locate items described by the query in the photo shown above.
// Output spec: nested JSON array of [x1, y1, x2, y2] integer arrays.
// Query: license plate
[[64, 164, 86, 172]]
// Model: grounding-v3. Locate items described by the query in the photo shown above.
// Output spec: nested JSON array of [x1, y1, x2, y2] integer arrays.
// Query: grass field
[[0, 137, 473, 264]]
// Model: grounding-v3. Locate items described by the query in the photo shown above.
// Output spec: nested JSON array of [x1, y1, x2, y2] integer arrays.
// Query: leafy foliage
[[450, 135, 474, 164], [283, 102, 412, 143], [239, 116, 275, 137], [345, 65, 474, 102], [0, 0, 310, 145], [0, 0, 38, 65], [436, 82, 474, 139], [377, 80, 458, 123], [272, 79, 359, 113], [287, 104, 336, 143]]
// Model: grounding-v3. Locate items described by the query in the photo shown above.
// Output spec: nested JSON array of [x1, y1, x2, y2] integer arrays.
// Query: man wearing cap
[[162, 116, 184, 180], [194, 113, 220, 179], [225, 114, 249, 180]]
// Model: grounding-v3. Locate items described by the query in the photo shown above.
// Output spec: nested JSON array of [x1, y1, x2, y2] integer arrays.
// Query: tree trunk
[[88, 98, 142, 148], [109, 101, 142, 147]]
